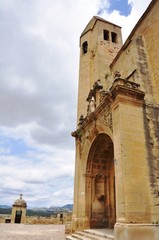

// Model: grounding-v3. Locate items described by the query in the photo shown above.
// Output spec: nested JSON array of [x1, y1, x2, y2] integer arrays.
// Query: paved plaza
[[0, 224, 65, 240]]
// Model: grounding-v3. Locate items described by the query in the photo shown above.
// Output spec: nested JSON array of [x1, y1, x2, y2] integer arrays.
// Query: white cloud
[[0, 0, 152, 207]]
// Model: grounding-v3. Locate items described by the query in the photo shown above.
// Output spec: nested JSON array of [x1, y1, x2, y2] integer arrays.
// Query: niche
[[95, 173, 105, 201]]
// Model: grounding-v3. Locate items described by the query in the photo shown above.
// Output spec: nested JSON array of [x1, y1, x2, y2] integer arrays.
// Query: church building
[[71, 0, 159, 239]]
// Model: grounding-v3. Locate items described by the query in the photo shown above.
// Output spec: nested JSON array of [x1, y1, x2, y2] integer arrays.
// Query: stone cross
[[20, 194, 23, 199]]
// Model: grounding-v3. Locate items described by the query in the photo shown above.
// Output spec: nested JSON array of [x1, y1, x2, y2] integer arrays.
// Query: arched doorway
[[86, 133, 116, 229], [15, 210, 22, 223]]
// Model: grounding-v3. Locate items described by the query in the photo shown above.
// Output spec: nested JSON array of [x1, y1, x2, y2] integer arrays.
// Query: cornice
[[72, 78, 145, 140]]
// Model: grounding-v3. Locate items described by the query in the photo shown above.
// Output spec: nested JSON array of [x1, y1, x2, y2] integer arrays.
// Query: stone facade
[[72, 0, 159, 239]]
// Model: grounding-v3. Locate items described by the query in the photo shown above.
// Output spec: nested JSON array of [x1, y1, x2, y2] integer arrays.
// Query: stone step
[[66, 229, 114, 240]]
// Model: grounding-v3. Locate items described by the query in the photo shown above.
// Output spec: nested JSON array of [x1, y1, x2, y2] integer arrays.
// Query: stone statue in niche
[[114, 70, 121, 79], [87, 96, 96, 115], [95, 173, 105, 202]]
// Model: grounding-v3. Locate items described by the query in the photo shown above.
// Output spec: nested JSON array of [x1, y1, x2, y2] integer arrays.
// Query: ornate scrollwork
[[98, 113, 113, 131], [112, 77, 140, 90], [104, 113, 113, 131]]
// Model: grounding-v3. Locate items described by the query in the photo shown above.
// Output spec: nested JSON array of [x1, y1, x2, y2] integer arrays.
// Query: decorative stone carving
[[104, 113, 113, 131], [98, 113, 113, 131], [71, 129, 83, 141], [88, 96, 96, 114], [78, 114, 85, 125], [111, 77, 140, 90], [93, 79, 103, 91], [114, 70, 121, 79], [100, 90, 109, 102], [86, 80, 103, 115]]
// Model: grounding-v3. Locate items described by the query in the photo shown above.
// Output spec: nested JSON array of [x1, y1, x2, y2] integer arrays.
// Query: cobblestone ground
[[0, 224, 65, 240]]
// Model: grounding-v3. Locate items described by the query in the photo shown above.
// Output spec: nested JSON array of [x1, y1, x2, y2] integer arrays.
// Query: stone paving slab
[[0, 224, 65, 240]]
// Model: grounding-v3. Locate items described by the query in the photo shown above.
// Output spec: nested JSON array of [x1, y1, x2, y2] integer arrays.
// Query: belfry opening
[[86, 134, 115, 229]]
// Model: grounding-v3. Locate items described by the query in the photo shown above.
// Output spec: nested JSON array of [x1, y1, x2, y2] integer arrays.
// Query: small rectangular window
[[82, 41, 88, 54], [103, 30, 109, 41], [111, 32, 117, 43]]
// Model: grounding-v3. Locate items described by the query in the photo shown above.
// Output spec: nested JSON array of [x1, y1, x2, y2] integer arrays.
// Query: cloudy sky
[[0, 0, 152, 208]]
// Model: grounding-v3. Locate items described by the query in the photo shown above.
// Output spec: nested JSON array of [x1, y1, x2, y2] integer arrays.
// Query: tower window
[[103, 30, 109, 41], [82, 41, 88, 54], [111, 32, 117, 43]]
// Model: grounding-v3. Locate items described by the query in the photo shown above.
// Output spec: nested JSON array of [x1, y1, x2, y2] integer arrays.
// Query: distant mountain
[[48, 204, 73, 212], [0, 204, 73, 212], [0, 205, 11, 209], [62, 204, 73, 211], [48, 206, 62, 212], [29, 207, 48, 212]]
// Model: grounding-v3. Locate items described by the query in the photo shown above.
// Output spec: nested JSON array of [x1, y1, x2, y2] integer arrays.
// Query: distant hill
[[47, 206, 62, 212], [26, 209, 52, 217], [0, 207, 11, 215], [0, 204, 73, 216], [0, 205, 11, 209], [29, 207, 48, 212], [48, 204, 73, 212], [62, 204, 73, 211]]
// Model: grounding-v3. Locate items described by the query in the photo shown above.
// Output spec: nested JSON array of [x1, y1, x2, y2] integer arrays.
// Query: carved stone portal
[[85, 133, 116, 229]]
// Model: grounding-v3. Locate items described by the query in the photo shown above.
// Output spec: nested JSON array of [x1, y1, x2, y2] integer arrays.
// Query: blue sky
[[108, 0, 132, 16], [0, 0, 152, 207], [0, 136, 30, 156], [98, 0, 132, 16]]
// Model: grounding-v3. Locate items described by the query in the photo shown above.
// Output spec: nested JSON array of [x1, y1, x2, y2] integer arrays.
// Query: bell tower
[[77, 16, 123, 122]]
